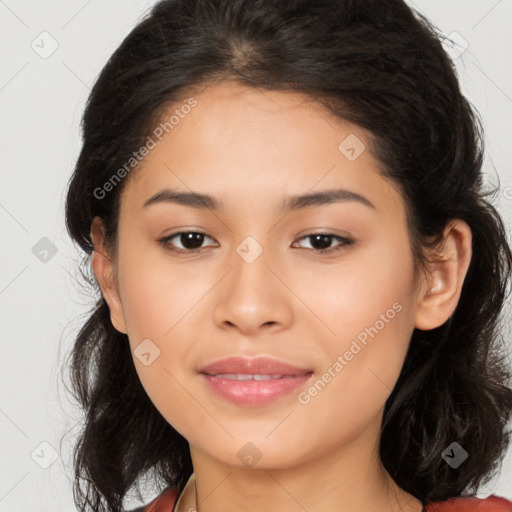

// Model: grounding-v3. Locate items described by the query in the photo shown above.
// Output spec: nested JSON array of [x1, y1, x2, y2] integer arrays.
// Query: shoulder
[[425, 495, 512, 512], [126, 487, 179, 512]]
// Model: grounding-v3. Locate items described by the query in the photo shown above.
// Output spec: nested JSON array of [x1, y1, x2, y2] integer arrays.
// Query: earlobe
[[90, 217, 128, 334], [414, 220, 472, 331]]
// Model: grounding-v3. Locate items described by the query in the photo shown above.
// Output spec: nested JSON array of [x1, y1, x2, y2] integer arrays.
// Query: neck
[[177, 421, 423, 512]]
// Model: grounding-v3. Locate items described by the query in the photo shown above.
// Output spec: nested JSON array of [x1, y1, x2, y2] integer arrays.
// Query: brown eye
[[293, 233, 354, 253], [159, 231, 216, 253]]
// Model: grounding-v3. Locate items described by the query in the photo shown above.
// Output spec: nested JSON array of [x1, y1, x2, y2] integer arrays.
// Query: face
[[93, 81, 429, 470]]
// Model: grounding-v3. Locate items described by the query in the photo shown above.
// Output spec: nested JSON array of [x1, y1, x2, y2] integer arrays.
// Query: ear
[[414, 219, 472, 331], [90, 216, 128, 334]]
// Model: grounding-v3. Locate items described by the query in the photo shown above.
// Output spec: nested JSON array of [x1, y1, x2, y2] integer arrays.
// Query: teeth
[[214, 373, 284, 380]]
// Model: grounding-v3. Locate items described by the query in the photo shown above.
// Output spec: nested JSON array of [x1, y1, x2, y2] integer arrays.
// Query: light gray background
[[0, 1, 511, 510]]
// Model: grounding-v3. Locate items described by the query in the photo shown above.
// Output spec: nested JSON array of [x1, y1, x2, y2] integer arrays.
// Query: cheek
[[117, 266, 197, 433], [303, 233, 417, 403], [293, 232, 417, 347], [114, 242, 200, 401], [117, 240, 209, 342]]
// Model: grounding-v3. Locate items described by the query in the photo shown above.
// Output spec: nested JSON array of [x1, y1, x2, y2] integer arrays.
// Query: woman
[[64, 0, 512, 511]]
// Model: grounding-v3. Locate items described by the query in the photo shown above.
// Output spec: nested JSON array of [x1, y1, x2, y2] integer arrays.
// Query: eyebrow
[[142, 187, 376, 212]]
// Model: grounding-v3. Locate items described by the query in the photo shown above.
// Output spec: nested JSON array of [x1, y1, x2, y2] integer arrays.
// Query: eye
[[293, 232, 354, 253], [158, 231, 217, 254], [158, 231, 354, 255]]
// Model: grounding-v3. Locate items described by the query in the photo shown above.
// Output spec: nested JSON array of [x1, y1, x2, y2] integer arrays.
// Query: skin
[[90, 81, 472, 512]]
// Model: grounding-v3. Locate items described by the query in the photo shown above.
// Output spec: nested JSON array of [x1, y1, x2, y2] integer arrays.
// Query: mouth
[[198, 356, 314, 406]]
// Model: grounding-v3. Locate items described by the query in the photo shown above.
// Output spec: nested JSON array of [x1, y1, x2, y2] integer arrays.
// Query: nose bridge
[[230, 233, 274, 299], [212, 233, 293, 331]]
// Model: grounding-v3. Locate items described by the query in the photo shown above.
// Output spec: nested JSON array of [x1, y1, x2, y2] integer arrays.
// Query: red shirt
[[140, 488, 512, 512], [425, 495, 512, 511]]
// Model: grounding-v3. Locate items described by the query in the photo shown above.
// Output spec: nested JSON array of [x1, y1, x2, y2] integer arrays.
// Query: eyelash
[[158, 231, 355, 255]]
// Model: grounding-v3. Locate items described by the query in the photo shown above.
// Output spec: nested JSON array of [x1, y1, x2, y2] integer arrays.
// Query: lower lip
[[200, 373, 313, 406]]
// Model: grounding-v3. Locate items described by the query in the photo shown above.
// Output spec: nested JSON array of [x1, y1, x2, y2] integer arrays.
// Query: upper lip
[[199, 356, 313, 376]]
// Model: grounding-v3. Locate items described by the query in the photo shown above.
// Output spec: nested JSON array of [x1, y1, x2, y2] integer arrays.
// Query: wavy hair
[[63, 0, 512, 510]]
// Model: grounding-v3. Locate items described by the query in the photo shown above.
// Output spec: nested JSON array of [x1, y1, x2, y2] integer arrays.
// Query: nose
[[212, 242, 294, 335]]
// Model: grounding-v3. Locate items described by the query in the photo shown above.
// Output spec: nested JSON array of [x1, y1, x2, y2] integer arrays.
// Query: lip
[[200, 374, 313, 406], [199, 356, 312, 376], [198, 356, 314, 407]]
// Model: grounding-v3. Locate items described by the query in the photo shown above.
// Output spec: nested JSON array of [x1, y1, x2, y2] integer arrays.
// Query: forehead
[[119, 81, 403, 218]]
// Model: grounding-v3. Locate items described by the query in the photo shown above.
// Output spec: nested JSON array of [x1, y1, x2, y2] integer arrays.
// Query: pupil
[[312, 234, 331, 250], [182, 233, 204, 249]]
